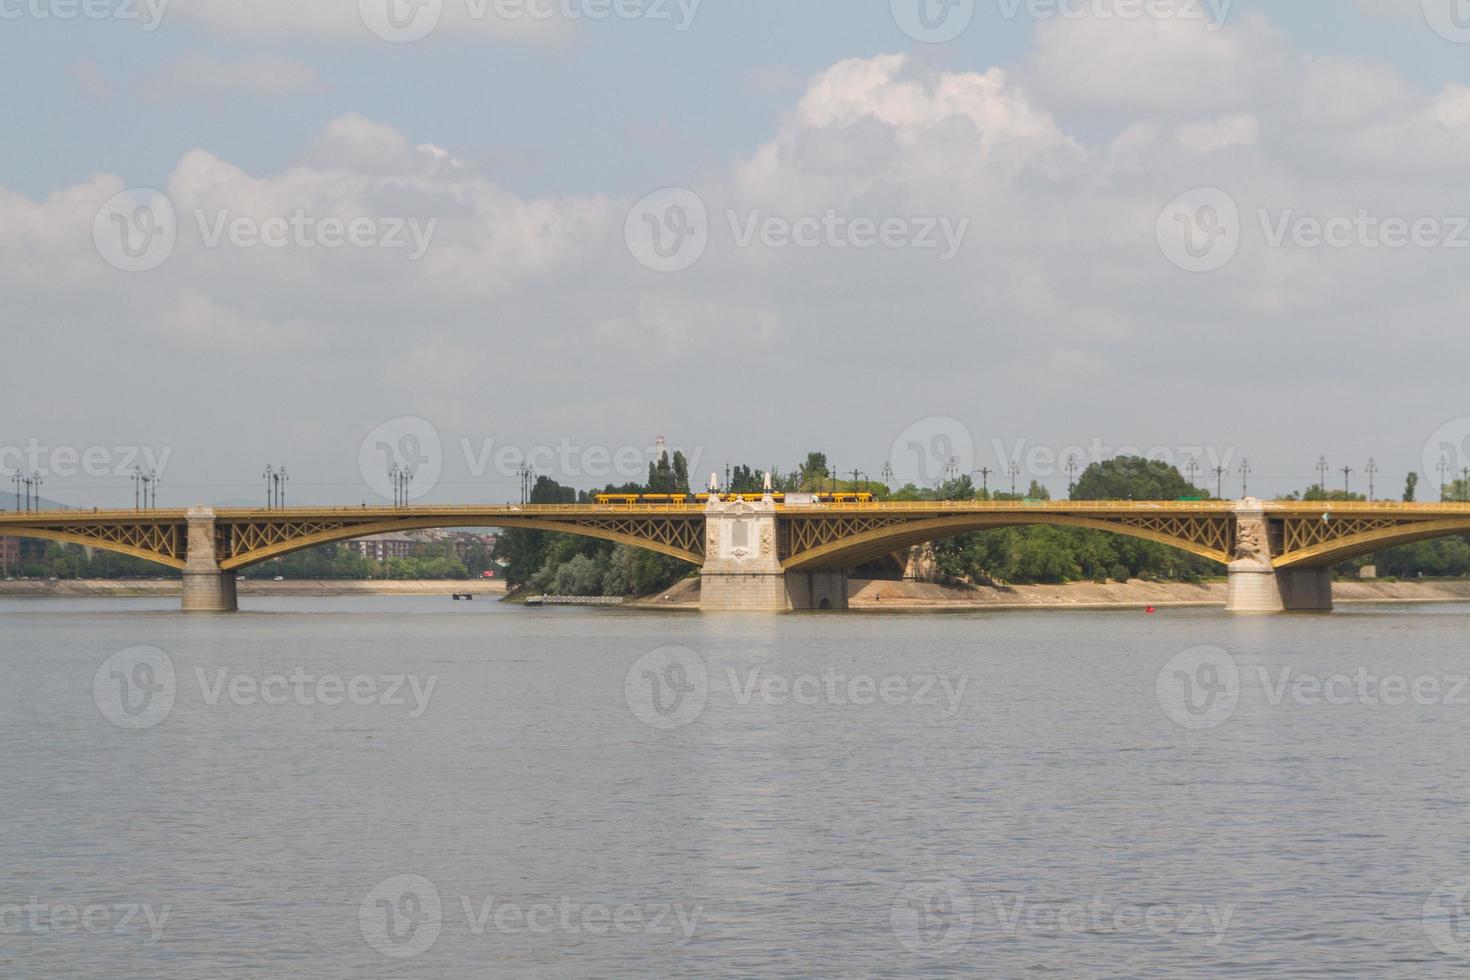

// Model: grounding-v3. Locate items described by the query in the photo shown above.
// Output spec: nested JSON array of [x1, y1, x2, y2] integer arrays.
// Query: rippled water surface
[[4, 596, 1470, 977]]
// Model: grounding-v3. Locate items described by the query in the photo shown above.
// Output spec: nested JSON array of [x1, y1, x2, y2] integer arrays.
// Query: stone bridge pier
[[699, 496, 846, 611], [181, 506, 238, 613], [1225, 502, 1333, 613]]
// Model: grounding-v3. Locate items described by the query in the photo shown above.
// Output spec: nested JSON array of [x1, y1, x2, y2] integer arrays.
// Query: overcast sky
[[5, 0, 1470, 507]]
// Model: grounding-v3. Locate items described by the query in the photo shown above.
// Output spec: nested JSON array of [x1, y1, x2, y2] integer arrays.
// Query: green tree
[[1071, 456, 1205, 501]]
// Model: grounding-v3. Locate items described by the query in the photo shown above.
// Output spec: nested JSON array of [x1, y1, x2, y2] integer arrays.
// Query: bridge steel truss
[[6, 501, 1470, 575], [212, 505, 708, 569], [0, 509, 189, 569], [777, 501, 1239, 570]]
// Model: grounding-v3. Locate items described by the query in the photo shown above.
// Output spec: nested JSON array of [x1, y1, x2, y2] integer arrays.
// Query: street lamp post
[[1440, 455, 1451, 502], [1317, 456, 1329, 496], [1341, 466, 1354, 496], [1365, 459, 1378, 501], [1065, 454, 1079, 497], [263, 465, 276, 509], [1213, 466, 1226, 500], [1009, 464, 1020, 498], [1239, 459, 1252, 499]]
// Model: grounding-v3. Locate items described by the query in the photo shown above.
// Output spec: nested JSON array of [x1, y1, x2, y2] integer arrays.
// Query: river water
[[3, 596, 1470, 977]]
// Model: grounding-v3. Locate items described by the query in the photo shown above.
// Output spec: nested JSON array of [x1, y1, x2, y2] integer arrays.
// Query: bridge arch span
[[781, 513, 1235, 571], [0, 516, 187, 570], [217, 510, 706, 571]]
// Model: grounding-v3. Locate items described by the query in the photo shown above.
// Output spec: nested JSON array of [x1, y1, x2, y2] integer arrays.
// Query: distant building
[[345, 530, 496, 563], [348, 532, 420, 562]]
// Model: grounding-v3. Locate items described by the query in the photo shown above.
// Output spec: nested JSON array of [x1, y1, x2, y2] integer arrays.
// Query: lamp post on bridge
[[518, 463, 534, 505], [880, 462, 894, 493], [263, 465, 277, 509], [1212, 466, 1226, 500], [1341, 466, 1354, 497], [1065, 454, 1079, 498], [1239, 459, 1252, 499], [1439, 455, 1451, 502], [1008, 464, 1020, 499], [1184, 456, 1199, 493], [1317, 456, 1329, 496], [1365, 459, 1378, 502], [13, 471, 23, 512], [973, 467, 993, 497]]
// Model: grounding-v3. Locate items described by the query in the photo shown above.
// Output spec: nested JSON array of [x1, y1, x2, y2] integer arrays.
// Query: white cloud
[[7, 29, 1470, 496], [1027, 9, 1290, 115]]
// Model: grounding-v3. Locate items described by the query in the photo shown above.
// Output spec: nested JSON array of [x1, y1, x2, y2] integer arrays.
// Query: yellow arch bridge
[[2, 498, 1467, 612]]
